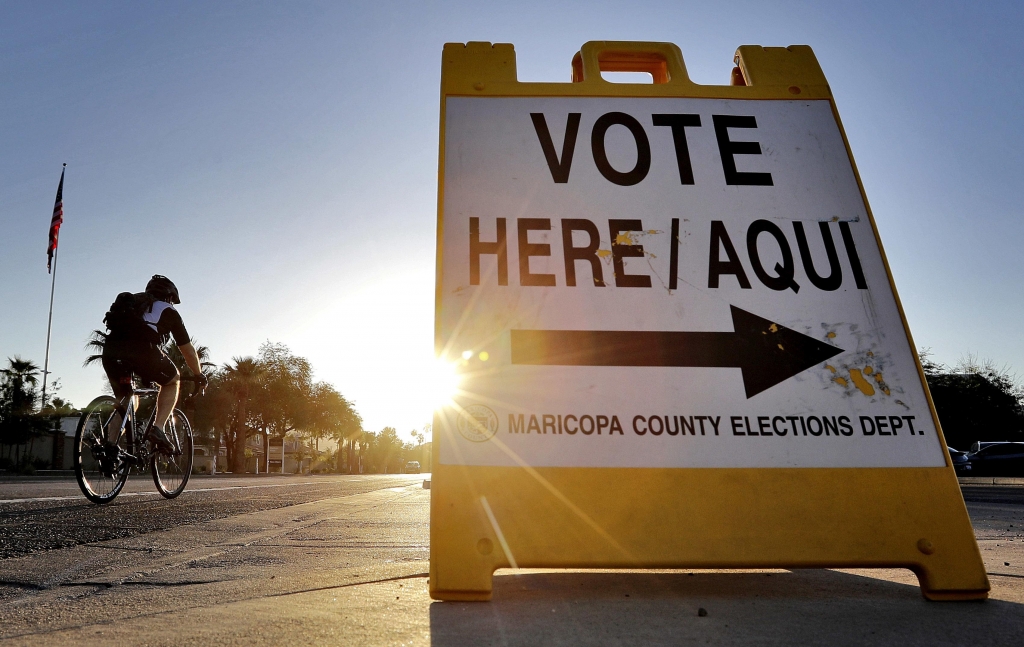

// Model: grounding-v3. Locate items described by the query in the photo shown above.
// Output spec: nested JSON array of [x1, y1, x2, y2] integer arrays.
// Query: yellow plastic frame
[[431, 41, 989, 602]]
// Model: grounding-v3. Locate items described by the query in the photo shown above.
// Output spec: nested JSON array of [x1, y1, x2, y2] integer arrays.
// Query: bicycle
[[74, 375, 204, 504]]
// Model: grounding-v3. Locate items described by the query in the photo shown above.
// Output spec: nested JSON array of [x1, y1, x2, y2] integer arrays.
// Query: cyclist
[[100, 275, 207, 458]]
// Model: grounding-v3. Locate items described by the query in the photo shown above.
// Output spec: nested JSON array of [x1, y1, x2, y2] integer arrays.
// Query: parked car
[[947, 447, 972, 476], [966, 442, 1024, 477], [404, 461, 421, 474], [969, 441, 1005, 454]]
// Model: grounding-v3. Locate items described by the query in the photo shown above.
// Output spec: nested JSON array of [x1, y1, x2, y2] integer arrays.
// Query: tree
[[164, 339, 215, 424], [83, 329, 107, 368], [244, 342, 316, 472], [304, 382, 361, 472], [191, 372, 234, 468], [40, 397, 76, 416], [217, 343, 331, 475], [250, 342, 314, 438], [920, 349, 1024, 450], [164, 340, 215, 375], [3, 357, 41, 390], [85, 330, 213, 380], [222, 356, 264, 473], [363, 427, 405, 473], [411, 423, 432, 471], [0, 357, 49, 463]]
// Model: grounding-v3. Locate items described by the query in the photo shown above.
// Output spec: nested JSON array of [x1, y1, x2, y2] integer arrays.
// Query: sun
[[425, 358, 462, 410]]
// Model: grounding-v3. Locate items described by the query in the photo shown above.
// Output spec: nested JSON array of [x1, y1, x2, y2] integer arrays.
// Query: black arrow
[[510, 305, 843, 398]]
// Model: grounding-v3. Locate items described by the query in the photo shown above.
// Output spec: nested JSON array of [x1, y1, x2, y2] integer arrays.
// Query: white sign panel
[[438, 96, 945, 469]]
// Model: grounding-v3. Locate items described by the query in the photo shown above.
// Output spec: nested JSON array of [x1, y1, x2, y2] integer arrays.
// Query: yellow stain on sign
[[849, 368, 876, 396], [431, 40, 987, 602]]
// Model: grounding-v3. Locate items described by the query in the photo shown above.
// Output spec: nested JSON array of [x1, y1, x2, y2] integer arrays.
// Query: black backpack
[[104, 292, 159, 343]]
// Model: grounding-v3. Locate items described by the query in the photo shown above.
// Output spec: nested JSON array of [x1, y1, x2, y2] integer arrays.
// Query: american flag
[[47, 166, 64, 273]]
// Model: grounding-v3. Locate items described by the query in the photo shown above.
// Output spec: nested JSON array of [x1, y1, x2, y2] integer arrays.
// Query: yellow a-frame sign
[[430, 41, 988, 601]]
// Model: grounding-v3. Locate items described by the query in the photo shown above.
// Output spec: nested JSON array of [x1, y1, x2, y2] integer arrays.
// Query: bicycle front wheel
[[74, 396, 131, 504], [151, 408, 193, 499]]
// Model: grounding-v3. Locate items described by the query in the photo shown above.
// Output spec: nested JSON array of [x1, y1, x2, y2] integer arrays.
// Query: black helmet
[[146, 275, 180, 304]]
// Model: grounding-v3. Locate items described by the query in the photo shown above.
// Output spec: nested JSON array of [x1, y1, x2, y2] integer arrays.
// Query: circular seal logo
[[457, 405, 499, 442]]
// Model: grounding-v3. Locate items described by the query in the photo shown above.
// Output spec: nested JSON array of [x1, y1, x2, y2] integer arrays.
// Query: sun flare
[[426, 358, 462, 410]]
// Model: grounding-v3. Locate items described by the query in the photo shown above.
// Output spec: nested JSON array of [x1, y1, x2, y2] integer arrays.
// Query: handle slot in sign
[[571, 41, 691, 85]]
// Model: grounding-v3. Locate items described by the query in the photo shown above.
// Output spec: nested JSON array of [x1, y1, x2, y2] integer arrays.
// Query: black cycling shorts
[[102, 342, 179, 397]]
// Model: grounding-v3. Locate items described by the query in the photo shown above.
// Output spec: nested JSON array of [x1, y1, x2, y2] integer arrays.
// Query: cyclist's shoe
[[94, 441, 120, 478], [145, 424, 175, 455]]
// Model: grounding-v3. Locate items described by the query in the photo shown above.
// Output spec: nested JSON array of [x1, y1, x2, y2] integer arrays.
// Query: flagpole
[[41, 162, 65, 410], [41, 247, 58, 409]]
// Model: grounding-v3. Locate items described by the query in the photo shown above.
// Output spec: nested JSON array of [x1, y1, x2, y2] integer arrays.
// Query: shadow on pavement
[[429, 569, 1022, 646]]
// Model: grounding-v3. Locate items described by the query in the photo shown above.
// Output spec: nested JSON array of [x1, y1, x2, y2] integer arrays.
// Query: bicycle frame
[[108, 382, 182, 465]]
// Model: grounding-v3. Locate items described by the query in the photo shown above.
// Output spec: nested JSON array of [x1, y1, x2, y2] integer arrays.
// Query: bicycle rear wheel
[[151, 408, 193, 499], [74, 396, 131, 504]]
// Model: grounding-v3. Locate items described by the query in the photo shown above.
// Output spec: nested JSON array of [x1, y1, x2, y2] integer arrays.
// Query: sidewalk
[[0, 482, 1021, 646]]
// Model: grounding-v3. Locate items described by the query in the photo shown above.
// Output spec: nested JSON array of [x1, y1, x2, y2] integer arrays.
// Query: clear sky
[[2, 1, 1022, 440]]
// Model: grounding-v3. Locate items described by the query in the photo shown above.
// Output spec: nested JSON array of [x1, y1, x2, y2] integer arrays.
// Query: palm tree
[[1, 356, 41, 388], [164, 339, 215, 420], [84, 331, 213, 373], [0, 357, 46, 461], [222, 357, 264, 473], [165, 340, 215, 375], [40, 397, 76, 416], [83, 330, 108, 367]]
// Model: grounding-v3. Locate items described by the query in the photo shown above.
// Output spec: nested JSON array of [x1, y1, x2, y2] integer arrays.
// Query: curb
[[959, 477, 1024, 486]]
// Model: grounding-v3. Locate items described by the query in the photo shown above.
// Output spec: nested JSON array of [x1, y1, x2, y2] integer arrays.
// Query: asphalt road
[[0, 474, 416, 559], [0, 475, 1020, 646], [960, 483, 1024, 506]]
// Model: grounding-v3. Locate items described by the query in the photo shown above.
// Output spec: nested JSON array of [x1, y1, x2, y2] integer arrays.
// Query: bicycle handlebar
[[179, 374, 207, 402]]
